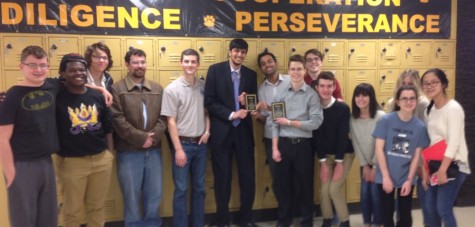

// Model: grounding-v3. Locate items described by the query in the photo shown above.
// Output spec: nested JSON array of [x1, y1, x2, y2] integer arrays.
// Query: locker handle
[[437, 47, 442, 52], [382, 47, 387, 53], [51, 44, 58, 50], [381, 75, 386, 81], [406, 47, 411, 53], [324, 47, 329, 53], [161, 46, 166, 52], [265, 187, 269, 192], [199, 46, 204, 52], [381, 101, 385, 107], [6, 43, 12, 49], [291, 47, 296, 52], [349, 48, 355, 57]]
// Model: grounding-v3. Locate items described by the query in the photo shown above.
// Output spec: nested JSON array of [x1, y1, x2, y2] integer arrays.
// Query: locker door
[[225, 39, 258, 69], [83, 37, 123, 67], [402, 41, 431, 67], [347, 70, 377, 97], [47, 37, 80, 68], [378, 68, 400, 95], [126, 38, 155, 67], [378, 94, 394, 112], [321, 41, 345, 68], [157, 39, 192, 67], [346, 158, 361, 203], [2, 35, 44, 67], [158, 70, 183, 88], [259, 181, 277, 208], [326, 69, 346, 101], [289, 40, 319, 57], [432, 41, 456, 67], [348, 41, 377, 67], [260, 40, 286, 69], [108, 70, 124, 84], [196, 39, 223, 68], [441, 68, 455, 93], [3, 69, 24, 90], [379, 41, 401, 67]]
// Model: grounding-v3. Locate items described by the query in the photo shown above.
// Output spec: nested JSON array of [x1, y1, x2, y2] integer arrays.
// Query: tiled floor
[[253, 206, 474, 227]]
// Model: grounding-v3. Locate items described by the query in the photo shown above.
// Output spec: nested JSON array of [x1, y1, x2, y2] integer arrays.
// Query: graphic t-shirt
[[0, 79, 61, 161], [372, 112, 429, 187]]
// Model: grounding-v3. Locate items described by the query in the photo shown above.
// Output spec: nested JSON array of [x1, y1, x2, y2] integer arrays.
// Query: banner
[[0, 0, 451, 39]]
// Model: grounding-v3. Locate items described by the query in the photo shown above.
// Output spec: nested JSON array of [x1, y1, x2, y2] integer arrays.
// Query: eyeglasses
[[92, 55, 109, 61], [398, 97, 417, 103], [306, 57, 321, 63], [422, 81, 441, 88], [22, 63, 49, 70]]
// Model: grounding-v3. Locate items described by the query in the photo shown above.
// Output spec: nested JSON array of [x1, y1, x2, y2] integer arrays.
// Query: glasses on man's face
[[398, 97, 417, 103], [422, 80, 441, 88], [92, 55, 109, 61], [22, 63, 49, 70], [306, 57, 321, 63]]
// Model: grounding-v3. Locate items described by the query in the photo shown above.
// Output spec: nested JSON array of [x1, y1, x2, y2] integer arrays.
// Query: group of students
[[0, 38, 470, 227]]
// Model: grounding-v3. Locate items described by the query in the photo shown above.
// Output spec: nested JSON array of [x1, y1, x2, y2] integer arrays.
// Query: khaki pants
[[57, 150, 114, 227], [319, 153, 354, 222]]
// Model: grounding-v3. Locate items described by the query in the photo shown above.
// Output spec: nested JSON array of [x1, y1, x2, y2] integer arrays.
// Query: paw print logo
[[204, 15, 215, 28]]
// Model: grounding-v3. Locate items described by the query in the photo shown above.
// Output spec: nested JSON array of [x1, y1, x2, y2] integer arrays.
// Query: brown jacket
[[110, 75, 166, 151]]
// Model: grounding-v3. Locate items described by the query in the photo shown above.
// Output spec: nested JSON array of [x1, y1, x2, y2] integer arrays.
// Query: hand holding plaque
[[271, 102, 286, 120], [245, 94, 257, 111]]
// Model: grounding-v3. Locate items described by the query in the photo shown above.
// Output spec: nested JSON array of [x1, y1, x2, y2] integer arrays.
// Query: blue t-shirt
[[372, 112, 429, 187]]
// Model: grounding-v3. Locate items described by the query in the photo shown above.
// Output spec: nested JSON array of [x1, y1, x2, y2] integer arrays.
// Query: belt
[[179, 136, 201, 143], [282, 137, 308, 144]]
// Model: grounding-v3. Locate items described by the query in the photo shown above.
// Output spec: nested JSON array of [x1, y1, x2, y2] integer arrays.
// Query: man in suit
[[204, 38, 258, 227]]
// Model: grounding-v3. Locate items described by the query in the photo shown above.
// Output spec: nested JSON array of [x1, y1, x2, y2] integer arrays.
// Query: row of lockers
[[0, 34, 455, 71]]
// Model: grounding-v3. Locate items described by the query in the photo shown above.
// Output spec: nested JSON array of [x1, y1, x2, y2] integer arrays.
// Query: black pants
[[378, 184, 414, 227], [211, 126, 255, 225], [274, 137, 315, 226]]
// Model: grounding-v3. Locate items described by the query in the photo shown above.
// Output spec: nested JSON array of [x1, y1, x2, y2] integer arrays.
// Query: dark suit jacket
[[204, 61, 257, 147]]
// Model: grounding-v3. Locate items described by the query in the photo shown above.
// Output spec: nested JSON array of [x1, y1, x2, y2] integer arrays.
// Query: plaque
[[271, 102, 286, 120], [245, 94, 257, 111]]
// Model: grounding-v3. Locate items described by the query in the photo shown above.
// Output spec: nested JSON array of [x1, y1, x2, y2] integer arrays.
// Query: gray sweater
[[350, 110, 385, 166]]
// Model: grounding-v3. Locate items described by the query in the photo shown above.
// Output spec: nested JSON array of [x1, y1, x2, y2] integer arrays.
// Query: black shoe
[[339, 220, 350, 227], [321, 219, 332, 227], [240, 222, 259, 227]]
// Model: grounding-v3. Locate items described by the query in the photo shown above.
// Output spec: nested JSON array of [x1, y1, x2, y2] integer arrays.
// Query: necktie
[[232, 71, 241, 127]]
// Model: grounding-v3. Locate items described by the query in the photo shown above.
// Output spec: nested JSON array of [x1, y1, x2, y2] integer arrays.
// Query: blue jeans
[[117, 149, 163, 227], [360, 167, 382, 225], [171, 142, 207, 227], [417, 177, 430, 226], [425, 172, 467, 227]]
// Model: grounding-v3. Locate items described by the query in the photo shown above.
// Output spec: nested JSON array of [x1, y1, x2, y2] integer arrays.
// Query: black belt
[[179, 136, 200, 143], [282, 137, 308, 144]]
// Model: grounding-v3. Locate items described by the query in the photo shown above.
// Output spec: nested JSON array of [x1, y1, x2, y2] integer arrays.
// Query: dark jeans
[[378, 184, 414, 227]]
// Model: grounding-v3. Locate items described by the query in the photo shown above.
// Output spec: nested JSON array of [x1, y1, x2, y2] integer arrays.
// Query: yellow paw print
[[204, 15, 215, 28]]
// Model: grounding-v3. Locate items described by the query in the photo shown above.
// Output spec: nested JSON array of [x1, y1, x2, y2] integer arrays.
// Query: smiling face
[[62, 61, 88, 89], [421, 72, 444, 99], [20, 55, 49, 86], [355, 93, 370, 110], [126, 54, 147, 80], [90, 49, 109, 73], [315, 78, 335, 101], [180, 54, 199, 77], [259, 54, 278, 77], [287, 61, 305, 83], [228, 48, 247, 68], [396, 89, 418, 113], [305, 52, 323, 75]]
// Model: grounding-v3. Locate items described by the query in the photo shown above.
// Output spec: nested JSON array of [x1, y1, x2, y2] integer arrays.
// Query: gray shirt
[[258, 74, 290, 138], [272, 83, 323, 138], [350, 110, 385, 166]]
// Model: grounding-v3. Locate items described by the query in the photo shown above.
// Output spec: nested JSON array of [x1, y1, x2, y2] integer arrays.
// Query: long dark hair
[[351, 83, 380, 119], [421, 68, 449, 115]]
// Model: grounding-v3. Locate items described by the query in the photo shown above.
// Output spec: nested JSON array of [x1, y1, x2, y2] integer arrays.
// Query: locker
[[3, 69, 25, 90], [326, 69, 346, 101], [288, 40, 320, 58], [441, 68, 456, 93], [321, 41, 345, 67], [158, 70, 185, 87], [2, 35, 44, 68], [126, 38, 155, 67], [225, 39, 258, 70], [108, 70, 125, 84], [402, 41, 432, 67], [348, 41, 377, 67], [196, 39, 223, 68], [157, 39, 192, 67], [378, 94, 394, 112], [47, 37, 80, 68], [103, 162, 125, 221], [379, 41, 401, 67], [259, 181, 277, 208], [347, 70, 377, 99], [432, 41, 456, 66], [378, 68, 400, 94], [83, 37, 124, 67], [260, 40, 286, 68]]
